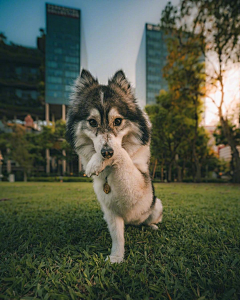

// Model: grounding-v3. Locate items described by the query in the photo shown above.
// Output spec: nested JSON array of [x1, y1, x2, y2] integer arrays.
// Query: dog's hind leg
[[103, 208, 125, 264], [144, 198, 163, 230]]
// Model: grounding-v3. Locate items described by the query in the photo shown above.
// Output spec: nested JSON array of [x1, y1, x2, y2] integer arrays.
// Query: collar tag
[[103, 182, 111, 194]]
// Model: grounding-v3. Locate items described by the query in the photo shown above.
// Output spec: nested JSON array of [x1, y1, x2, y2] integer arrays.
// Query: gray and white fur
[[66, 69, 163, 263]]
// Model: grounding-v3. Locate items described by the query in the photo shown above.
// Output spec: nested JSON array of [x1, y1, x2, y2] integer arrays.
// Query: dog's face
[[66, 70, 151, 158]]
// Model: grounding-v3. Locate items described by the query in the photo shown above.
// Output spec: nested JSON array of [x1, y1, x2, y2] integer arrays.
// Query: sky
[[1, 0, 239, 125], [0, 0, 178, 86]]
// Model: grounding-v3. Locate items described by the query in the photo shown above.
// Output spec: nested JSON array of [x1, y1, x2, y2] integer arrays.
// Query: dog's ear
[[109, 70, 132, 95], [75, 69, 98, 90]]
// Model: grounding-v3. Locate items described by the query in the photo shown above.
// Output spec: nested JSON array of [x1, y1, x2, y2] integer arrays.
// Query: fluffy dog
[[66, 69, 163, 263]]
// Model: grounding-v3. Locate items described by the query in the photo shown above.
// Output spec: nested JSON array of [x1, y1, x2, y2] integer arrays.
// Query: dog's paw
[[105, 255, 124, 264], [85, 159, 102, 177], [149, 224, 158, 230]]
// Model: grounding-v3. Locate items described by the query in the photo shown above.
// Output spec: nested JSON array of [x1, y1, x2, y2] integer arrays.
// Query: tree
[[161, 0, 240, 182], [146, 90, 193, 182], [9, 125, 34, 181], [160, 21, 206, 181]]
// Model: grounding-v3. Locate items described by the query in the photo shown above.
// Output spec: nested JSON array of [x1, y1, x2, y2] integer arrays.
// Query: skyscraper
[[136, 24, 168, 108], [45, 3, 86, 112], [45, 3, 87, 174]]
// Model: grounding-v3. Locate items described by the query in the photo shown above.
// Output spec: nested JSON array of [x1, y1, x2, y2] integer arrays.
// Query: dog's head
[[66, 69, 151, 158]]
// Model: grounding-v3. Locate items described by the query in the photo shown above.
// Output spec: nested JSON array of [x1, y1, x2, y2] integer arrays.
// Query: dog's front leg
[[104, 209, 124, 263], [85, 153, 112, 177], [85, 153, 103, 177]]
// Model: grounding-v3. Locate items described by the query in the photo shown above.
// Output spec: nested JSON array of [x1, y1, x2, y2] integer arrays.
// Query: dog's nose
[[101, 147, 114, 159]]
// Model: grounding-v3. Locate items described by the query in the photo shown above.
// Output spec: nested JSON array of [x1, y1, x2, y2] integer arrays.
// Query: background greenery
[[0, 182, 239, 299]]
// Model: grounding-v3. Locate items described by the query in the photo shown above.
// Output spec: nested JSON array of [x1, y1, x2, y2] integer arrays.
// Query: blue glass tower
[[45, 3, 81, 105], [136, 24, 168, 107]]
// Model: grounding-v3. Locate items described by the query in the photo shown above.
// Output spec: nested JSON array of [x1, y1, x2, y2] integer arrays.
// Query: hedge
[[28, 176, 92, 182]]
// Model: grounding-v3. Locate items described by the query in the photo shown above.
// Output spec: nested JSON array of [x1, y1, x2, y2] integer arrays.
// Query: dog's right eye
[[88, 119, 98, 127]]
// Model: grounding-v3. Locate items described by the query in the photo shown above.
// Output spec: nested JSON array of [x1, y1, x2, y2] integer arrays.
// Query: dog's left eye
[[89, 119, 98, 127], [114, 118, 122, 126]]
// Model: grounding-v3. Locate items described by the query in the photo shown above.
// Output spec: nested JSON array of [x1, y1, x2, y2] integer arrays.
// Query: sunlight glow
[[205, 66, 240, 126]]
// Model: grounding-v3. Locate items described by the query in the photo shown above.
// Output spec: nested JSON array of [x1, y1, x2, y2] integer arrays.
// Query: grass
[[0, 182, 239, 300]]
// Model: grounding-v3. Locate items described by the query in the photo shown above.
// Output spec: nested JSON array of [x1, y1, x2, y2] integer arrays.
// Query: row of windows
[[46, 77, 75, 86], [147, 69, 163, 75], [147, 54, 167, 61], [147, 31, 163, 38], [47, 33, 79, 43], [46, 73, 77, 84], [147, 53, 168, 60], [147, 80, 161, 86], [146, 98, 157, 105], [148, 49, 168, 57], [147, 88, 160, 94], [15, 89, 39, 100], [147, 61, 162, 68], [147, 74, 161, 80], [53, 48, 80, 58], [46, 54, 79, 65], [15, 67, 39, 75], [147, 68, 162, 77], [47, 41, 80, 51], [46, 83, 73, 92], [46, 69, 79, 79], [46, 61, 80, 72], [46, 90, 70, 99], [47, 76, 62, 84], [147, 74, 165, 81]]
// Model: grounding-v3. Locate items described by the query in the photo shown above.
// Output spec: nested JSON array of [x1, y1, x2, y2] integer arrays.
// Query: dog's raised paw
[[85, 162, 101, 177], [105, 255, 123, 264]]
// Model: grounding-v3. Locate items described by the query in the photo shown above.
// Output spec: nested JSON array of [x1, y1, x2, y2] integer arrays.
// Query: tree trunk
[[177, 165, 182, 182], [182, 160, 186, 181], [161, 162, 164, 182], [192, 148, 201, 183], [24, 171, 27, 182], [168, 163, 172, 182], [152, 159, 158, 180]]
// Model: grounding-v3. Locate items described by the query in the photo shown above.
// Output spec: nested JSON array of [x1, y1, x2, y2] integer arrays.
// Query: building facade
[[45, 3, 87, 175], [45, 3, 87, 108], [136, 24, 168, 108], [0, 39, 44, 120]]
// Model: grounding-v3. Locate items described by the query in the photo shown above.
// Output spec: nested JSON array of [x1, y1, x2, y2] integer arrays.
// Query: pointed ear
[[108, 70, 132, 94], [75, 69, 98, 90]]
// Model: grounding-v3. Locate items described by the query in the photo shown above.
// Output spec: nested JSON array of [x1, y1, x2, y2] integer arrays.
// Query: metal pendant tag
[[103, 182, 111, 194]]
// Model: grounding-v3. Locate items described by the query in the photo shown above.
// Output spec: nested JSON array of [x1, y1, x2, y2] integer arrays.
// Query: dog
[[66, 69, 163, 263]]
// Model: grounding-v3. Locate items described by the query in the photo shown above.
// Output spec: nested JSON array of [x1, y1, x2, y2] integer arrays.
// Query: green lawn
[[0, 182, 239, 300]]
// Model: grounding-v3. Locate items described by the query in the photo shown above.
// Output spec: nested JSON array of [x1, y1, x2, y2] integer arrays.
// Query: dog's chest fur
[[92, 145, 152, 224]]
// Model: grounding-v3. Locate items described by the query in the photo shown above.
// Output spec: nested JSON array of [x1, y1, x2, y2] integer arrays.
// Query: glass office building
[[45, 3, 81, 105], [136, 24, 168, 107]]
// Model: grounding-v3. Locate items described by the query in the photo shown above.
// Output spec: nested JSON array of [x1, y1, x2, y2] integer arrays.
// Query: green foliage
[[8, 125, 34, 176], [0, 182, 239, 299], [0, 120, 78, 178], [160, 0, 240, 182], [214, 122, 240, 146]]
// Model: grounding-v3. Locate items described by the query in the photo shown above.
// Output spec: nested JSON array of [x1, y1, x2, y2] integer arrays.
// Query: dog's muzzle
[[101, 146, 114, 159]]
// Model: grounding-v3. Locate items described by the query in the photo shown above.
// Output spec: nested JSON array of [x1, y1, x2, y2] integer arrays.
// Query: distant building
[[218, 146, 240, 162], [136, 24, 168, 108], [204, 126, 219, 153], [45, 3, 87, 120], [45, 3, 87, 174], [0, 39, 44, 120]]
